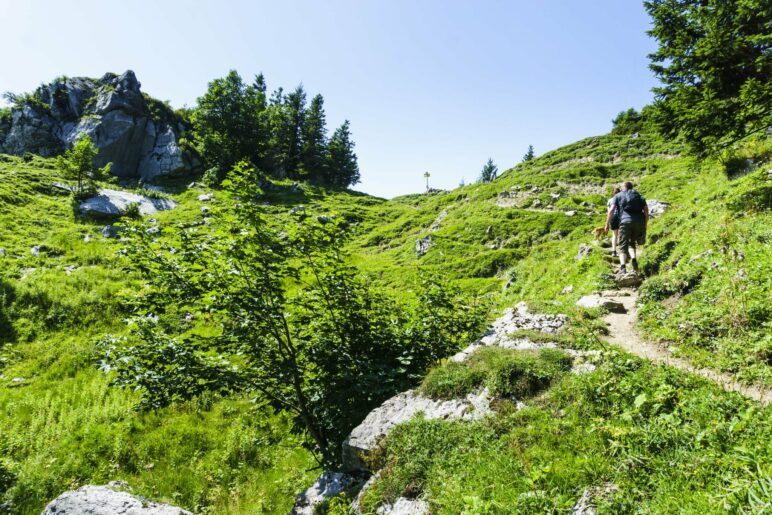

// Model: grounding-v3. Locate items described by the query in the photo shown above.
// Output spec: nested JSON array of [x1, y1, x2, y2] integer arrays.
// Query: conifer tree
[[55, 134, 110, 195], [478, 158, 498, 183], [301, 94, 328, 182], [326, 120, 360, 187], [522, 145, 535, 162]]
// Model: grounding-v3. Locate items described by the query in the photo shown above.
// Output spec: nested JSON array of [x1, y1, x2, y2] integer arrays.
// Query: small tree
[[478, 158, 498, 183], [55, 135, 110, 195], [522, 145, 535, 162], [326, 120, 360, 187]]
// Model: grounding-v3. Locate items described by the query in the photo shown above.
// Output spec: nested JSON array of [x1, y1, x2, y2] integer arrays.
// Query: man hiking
[[605, 181, 649, 274]]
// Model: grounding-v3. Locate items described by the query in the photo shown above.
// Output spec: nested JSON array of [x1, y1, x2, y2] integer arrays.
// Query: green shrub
[[122, 202, 142, 219]]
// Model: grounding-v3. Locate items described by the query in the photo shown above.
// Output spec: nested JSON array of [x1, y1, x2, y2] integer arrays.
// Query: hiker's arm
[[643, 204, 649, 227], [605, 205, 616, 231]]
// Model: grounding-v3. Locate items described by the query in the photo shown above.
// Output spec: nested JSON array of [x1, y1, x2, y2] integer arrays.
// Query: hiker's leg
[[612, 229, 618, 252], [628, 245, 637, 260], [618, 225, 629, 266]]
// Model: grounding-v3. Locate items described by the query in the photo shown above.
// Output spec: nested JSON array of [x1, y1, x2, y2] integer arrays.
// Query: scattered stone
[[576, 295, 626, 313], [41, 482, 191, 515], [613, 271, 643, 288], [63, 265, 78, 275], [631, 132, 640, 139], [0, 248, 5, 256], [532, 198, 542, 208], [79, 189, 177, 216], [317, 215, 333, 224], [550, 192, 561, 200], [101, 225, 121, 238], [429, 210, 448, 231], [565, 210, 576, 217], [31, 245, 41, 256], [571, 483, 619, 515], [575, 243, 593, 261], [377, 498, 430, 514], [197, 193, 213, 202], [415, 237, 431, 257], [145, 226, 160, 235], [200, 206, 210, 214], [646, 199, 669, 217], [561, 285, 574, 295], [342, 388, 493, 472], [291, 471, 362, 515]]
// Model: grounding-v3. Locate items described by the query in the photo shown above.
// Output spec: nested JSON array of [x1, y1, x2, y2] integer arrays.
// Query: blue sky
[[0, 0, 659, 198]]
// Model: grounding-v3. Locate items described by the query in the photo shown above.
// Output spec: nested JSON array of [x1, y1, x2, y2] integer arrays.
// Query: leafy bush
[[121, 202, 142, 219]]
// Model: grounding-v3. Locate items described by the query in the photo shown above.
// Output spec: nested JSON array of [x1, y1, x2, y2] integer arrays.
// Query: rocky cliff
[[0, 71, 200, 181]]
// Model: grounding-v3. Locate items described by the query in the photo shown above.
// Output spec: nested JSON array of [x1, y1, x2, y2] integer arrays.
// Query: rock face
[[41, 482, 190, 515], [79, 189, 177, 216], [0, 71, 200, 181], [415, 237, 431, 257], [342, 388, 492, 472]]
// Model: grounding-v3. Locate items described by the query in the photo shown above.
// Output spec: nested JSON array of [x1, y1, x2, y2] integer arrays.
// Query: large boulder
[[576, 295, 626, 313], [342, 389, 492, 472], [79, 189, 177, 216], [41, 482, 190, 515], [1, 71, 200, 181]]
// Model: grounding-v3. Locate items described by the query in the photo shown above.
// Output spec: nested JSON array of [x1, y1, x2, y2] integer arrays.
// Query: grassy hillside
[[0, 129, 769, 513]]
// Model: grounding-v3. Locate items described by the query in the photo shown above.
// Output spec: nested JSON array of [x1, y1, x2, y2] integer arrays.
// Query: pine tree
[[522, 145, 535, 162], [301, 94, 328, 182], [478, 158, 498, 183], [326, 120, 360, 187]]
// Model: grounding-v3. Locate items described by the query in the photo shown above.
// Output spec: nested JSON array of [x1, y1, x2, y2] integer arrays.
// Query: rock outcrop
[[292, 472, 363, 515], [79, 189, 177, 216], [1, 71, 200, 181], [342, 388, 493, 472], [41, 481, 190, 515]]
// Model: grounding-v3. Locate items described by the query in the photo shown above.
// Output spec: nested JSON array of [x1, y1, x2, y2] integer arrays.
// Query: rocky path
[[599, 272, 772, 406]]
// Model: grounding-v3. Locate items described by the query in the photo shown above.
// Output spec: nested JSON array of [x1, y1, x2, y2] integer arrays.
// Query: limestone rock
[[101, 225, 121, 238], [613, 271, 643, 288], [415, 237, 431, 257], [291, 471, 362, 515], [342, 389, 492, 472], [576, 243, 593, 261], [571, 483, 619, 515], [576, 295, 626, 313], [41, 482, 190, 515], [646, 199, 668, 217], [0, 248, 5, 256], [79, 189, 177, 216], [561, 285, 574, 294], [377, 498, 430, 514], [1, 71, 200, 181]]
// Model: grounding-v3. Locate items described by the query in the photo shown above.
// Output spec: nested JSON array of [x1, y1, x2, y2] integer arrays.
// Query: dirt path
[[599, 287, 771, 405]]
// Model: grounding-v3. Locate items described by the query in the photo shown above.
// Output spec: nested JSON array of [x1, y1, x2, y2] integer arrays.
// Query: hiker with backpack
[[605, 181, 649, 273]]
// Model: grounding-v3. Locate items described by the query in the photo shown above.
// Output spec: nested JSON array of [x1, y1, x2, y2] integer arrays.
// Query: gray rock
[[0, 248, 5, 257], [565, 210, 577, 217], [291, 471, 361, 515], [614, 271, 643, 288], [197, 193, 213, 202], [576, 295, 626, 313], [571, 483, 619, 515], [342, 389, 492, 472], [31, 246, 41, 256], [41, 482, 190, 515], [415, 237, 431, 257], [561, 285, 574, 294], [575, 243, 593, 261], [1, 71, 200, 180], [646, 199, 669, 217], [79, 189, 177, 216], [101, 225, 121, 238], [377, 498, 430, 514]]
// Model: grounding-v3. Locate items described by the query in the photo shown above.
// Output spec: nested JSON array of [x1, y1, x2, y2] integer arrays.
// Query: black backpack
[[620, 190, 645, 215]]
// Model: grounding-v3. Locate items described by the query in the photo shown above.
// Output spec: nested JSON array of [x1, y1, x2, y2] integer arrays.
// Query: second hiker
[[605, 181, 649, 274]]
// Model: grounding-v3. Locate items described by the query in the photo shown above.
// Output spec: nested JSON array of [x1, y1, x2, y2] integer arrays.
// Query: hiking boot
[[611, 250, 617, 257], [619, 265, 627, 274], [631, 258, 639, 271]]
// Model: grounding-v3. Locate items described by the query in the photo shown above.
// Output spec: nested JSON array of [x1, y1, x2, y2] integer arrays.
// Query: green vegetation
[[54, 135, 110, 196], [0, 123, 769, 513], [358, 350, 771, 514], [478, 158, 498, 183], [420, 347, 571, 400]]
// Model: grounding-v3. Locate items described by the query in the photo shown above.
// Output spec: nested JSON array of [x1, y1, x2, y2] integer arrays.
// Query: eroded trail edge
[[600, 287, 772, 406]]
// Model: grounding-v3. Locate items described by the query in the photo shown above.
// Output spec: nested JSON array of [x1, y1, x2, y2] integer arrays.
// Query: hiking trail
[[598, 253, 771, 405]]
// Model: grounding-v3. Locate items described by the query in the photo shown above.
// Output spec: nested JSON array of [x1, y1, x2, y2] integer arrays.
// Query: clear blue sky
[[0, 0, 658, 198]]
